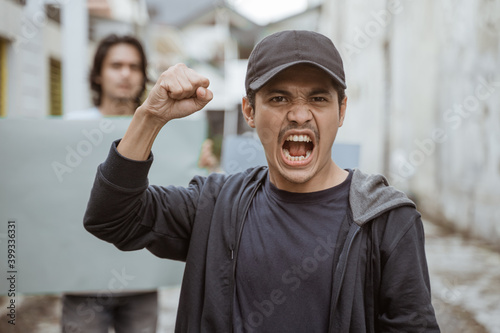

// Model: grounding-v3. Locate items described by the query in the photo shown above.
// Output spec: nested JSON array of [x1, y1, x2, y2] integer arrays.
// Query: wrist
[[135, 104, 171, 128], [117, 106, 165, 161]]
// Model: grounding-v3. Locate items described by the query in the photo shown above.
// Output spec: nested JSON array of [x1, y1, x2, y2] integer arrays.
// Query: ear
[[242, 97, 256, 128], [338, 96, 347, 127]]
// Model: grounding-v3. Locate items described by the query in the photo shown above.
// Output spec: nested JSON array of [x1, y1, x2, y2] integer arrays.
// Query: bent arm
[[83, 140, 203, 261]]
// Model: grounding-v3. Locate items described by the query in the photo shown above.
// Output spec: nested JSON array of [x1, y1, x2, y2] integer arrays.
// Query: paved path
[[424, 220, 500, 333], [1, 220, 499, 332]]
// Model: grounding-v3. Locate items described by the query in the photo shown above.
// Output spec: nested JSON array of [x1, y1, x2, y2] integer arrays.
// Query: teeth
[[283, 149, 312, 162], [286, 135, 312, 143]]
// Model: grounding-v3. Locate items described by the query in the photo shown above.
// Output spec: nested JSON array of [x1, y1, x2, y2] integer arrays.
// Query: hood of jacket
[[249, 167, 414, 227], [349, 169, 415, 226]]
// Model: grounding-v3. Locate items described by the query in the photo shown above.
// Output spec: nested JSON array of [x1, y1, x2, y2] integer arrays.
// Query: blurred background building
[[1, 0, 500, 331], [1, 0, 498, 247]]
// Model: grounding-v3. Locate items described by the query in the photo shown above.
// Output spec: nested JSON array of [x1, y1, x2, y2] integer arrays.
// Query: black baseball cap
[[245, 30, 346, 93]]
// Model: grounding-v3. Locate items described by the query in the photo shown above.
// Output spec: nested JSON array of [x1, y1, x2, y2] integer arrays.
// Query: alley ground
[[1, 219, 499, 332], [424, 220, 500, 332]]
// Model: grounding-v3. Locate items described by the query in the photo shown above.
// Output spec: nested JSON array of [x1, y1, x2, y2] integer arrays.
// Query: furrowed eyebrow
[[309, 88, 333, 96], [263, 89, 292, 97], [261, 88, 334, 98]]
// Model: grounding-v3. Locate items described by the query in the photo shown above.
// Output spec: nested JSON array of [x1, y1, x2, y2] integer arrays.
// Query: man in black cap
[[84, 30, 440, 332]]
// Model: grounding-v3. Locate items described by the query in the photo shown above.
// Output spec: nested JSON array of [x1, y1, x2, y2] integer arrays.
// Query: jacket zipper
[[328, 223, 361, 332], [229, 182, 262, 332]]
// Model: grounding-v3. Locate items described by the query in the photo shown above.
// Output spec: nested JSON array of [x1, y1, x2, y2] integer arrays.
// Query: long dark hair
[[89, 34, 149, 107]]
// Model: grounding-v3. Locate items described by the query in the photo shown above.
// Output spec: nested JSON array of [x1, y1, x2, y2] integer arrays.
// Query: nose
[[287, 102, 313, 125], [120, 66, 131, 78]]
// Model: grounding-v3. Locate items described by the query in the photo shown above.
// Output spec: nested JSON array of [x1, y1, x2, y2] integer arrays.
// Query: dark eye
[[270, 96, 287, 103], [312, 97, 327, 102]]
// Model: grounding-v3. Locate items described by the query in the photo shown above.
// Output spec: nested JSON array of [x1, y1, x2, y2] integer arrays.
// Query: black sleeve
[[83, 140, 205, 261], [378, 213, 441, 332]]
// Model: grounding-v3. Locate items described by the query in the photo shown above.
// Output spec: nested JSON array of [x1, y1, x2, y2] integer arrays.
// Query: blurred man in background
[[66, 34, 148, 119], [62, 34, 158, 333]]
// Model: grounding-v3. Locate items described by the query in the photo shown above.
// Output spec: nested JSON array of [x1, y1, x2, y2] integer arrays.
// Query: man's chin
[[276, 167, 315, 186], [115, 95, 136, 102]]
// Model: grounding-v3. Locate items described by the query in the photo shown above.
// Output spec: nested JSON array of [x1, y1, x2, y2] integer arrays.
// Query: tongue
[[288, 142, 309, 157]]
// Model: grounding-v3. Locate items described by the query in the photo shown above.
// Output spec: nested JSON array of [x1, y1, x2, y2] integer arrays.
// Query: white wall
[[320, 0, 500, 246], [422, 0, 500, 244], [386, 0, 500, 245], [0, 0, 63, 117]]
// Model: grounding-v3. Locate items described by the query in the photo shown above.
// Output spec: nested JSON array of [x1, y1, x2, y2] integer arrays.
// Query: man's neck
[[99, 97, 137, 116], [268, 161, 349, 193]]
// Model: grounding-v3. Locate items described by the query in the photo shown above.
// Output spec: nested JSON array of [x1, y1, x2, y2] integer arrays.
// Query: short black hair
[[89, 34, 149, 107]]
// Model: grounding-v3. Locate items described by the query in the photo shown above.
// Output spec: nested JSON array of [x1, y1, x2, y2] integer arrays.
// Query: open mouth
[[282, 134, 314, 162]]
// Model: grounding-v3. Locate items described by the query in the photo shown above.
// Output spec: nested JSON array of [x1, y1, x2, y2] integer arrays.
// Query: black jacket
[[84, 141, 440, 332]]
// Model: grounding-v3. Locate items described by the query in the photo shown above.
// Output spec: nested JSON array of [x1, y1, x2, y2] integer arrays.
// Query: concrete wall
[[320, 0, 500, 246], [417, 0, 500, 246], [1, 0, 47, 117], [0, 0, 67, 118]]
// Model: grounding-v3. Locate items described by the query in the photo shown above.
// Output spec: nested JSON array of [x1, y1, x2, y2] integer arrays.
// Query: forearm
[[117, 106, 166, 161], [84, 141, 195, 258], [83, 141, 153, 248]]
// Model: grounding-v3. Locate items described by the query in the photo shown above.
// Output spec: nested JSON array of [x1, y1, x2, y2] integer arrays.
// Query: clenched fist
[[116, 64, 214, 161], [139, 63, 213, 124]]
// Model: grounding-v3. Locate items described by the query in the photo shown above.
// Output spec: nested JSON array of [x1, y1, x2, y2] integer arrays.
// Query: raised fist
[[140, 63, 213, 123]]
